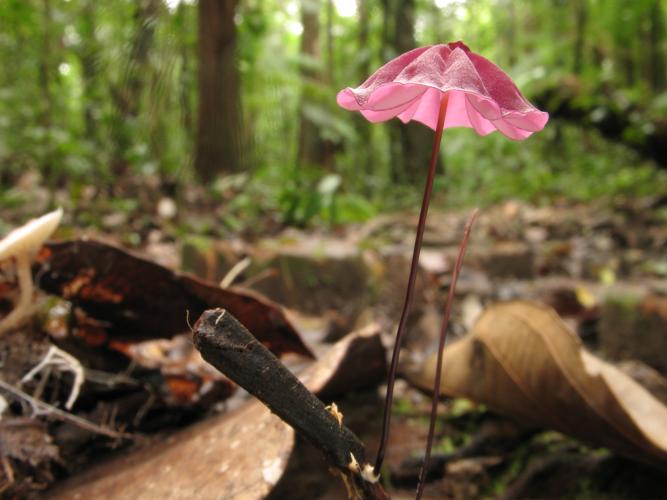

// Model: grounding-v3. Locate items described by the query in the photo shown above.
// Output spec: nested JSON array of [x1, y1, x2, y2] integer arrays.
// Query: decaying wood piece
[[36, 240, 313, 358], [193, 309, 388, 500]]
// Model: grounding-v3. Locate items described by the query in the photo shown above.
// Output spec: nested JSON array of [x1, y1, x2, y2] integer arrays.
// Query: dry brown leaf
[[409, 301, 667, 466], [47, 325, 385, 499]]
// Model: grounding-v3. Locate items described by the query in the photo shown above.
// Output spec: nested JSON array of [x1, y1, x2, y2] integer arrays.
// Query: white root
[[220, 256, 252, 288], [21, 346, 85, 410]]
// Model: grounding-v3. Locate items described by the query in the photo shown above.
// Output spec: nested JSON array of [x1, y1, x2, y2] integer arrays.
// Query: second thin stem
[[374, 93, 449, 474]]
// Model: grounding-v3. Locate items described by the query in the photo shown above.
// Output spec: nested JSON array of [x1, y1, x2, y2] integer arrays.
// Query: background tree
[[382, 0, 438, 185], [0, 0, 666, 224], [194, 0, 243, 182], [110, 0, 161, 181], [296, 0, 335, 170]]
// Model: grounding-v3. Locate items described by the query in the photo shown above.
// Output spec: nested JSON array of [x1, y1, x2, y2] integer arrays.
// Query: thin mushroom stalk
[[416, 209, 478, 499], [336, 41, 548, 480], [375, 93, 449, 474]]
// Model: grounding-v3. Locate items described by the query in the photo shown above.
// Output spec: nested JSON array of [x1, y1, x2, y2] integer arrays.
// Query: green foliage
[[0, 0, 666, 229]]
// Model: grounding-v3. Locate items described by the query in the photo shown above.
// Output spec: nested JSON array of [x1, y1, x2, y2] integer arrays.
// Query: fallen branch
[[193, 309, 389, 500], [0, 379, 133, 440]]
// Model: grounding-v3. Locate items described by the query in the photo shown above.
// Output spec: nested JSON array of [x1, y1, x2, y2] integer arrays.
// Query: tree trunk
[[39, 0, 55, 185], [505, 0, 517, 66], [325, 0, 334, 83], [648, 0, 665, 91], [111, 0, 161, 180], [296, 0, 335, 170], [354, 0, 373, 180], [385, 0, 437, 186], [573, 0, 587, 74], [176, 1, 194, 140], [77, 1, 101, 153], [194, 0, 243, 181]]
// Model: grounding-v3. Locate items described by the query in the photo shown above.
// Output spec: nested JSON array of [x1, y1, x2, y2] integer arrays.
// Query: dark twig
[[375, 93, 450, 475], [193, 309, 388, 500], [416, 208, 478, 499]]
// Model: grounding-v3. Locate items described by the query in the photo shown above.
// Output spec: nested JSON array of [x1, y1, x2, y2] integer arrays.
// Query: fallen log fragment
[[193, 309, 388, 500]]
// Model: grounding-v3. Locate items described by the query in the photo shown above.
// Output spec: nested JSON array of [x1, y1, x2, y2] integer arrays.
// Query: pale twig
[[0, 378, 132, 440], [236, 268, 278, 289], [220, 256, 252, 288]]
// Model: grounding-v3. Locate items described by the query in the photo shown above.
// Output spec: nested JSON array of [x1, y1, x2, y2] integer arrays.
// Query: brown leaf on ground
[[46, 325, 386, 499], [408, 301, 667, 467], [35, 240, 312, 358]]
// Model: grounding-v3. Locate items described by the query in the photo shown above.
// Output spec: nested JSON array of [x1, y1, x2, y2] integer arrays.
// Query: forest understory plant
[[337, 41, 549, 496]]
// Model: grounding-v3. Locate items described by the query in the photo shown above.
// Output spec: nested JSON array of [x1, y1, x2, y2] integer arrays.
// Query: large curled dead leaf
[[46, 325, 385, 499], [409, 301, 667, 467], [35, 240, 312, 358]]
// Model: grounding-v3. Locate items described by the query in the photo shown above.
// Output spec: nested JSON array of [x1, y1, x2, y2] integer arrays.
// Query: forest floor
[[2, 191, 667, 498]]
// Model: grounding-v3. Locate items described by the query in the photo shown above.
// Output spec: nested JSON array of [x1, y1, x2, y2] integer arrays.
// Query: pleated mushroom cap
[[337, 42, 548, 140]]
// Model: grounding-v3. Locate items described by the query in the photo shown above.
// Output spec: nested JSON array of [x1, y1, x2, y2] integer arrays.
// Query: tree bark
[[354, 0, 373, 179], [176, 1, 194, 140], [573, 0, 587, 74], [297, 0, 335, 170], [505, 0, 517, 66], [77, 1, 101, 154], [384, 0, 438, 186], [194, 0, 243, 182], [648, 0, 665, 91]]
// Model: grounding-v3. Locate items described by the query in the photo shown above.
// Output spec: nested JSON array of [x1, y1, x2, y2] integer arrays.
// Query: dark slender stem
[[415, 209, 478, 500], [374, 94, 449, 474]]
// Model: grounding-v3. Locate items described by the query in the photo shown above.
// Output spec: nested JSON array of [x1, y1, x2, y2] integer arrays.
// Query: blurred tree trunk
[[354, 0, 373, 180], [77, 1, 101, 153], [297, 0, 335, 170], [194, 0, 243, 181], [383, 0, 438, 186], [325, 0, 334, 82], [505, 0, 517, 66], [648, 0, 665, 91], [176, 1, 194, 141], [573, 0, 587, 74], [111, 0, 161, 180], [39, 0, 55, 185]]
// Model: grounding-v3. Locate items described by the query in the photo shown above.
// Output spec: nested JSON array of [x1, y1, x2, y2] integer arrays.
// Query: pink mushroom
[[337, 41, 548, 483]]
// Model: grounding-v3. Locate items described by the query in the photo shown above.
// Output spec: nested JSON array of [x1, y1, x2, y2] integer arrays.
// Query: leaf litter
[[1, 198, 667, 498]]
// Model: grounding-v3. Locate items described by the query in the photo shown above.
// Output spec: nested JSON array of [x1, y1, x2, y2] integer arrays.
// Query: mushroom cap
[[0, 207, 63, 261], [337, 42, 548, 140]]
